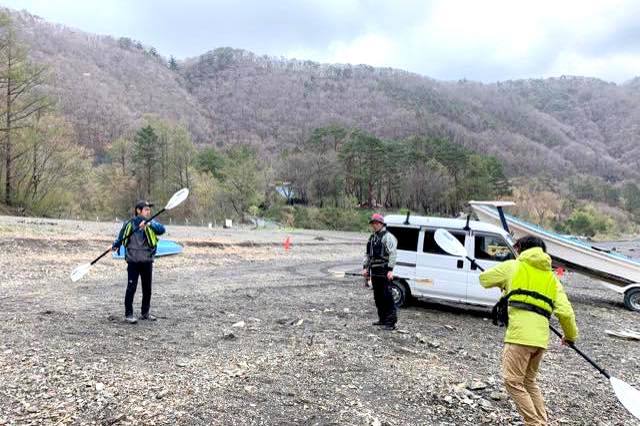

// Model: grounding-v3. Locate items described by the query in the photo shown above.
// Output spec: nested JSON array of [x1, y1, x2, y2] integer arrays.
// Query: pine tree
[[623, 182, 640, 214], [485, 156, 512, 196], [168, 55, 179, 71], [118, 37, 132, 49], [132, 125, 159, 197]]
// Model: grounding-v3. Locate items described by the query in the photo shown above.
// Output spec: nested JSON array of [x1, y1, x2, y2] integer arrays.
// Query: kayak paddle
[[434, 228, 640, 420], [70, 188, 189, 282]]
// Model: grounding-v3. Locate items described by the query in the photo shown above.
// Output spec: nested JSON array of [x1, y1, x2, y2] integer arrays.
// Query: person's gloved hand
[[561, 337, 574, 346]]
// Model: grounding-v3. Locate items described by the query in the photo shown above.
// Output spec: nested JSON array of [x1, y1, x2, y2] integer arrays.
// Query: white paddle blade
[[164, 188, 189, 210], [610, 377, 640, 420], [434, 228, 468, 258], [70, 263, 92, 282]]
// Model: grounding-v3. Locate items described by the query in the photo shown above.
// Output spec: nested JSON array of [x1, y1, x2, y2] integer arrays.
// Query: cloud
[[546, 52, 640, 83], [288, 33, 396, 67], [3, 0, 640, 82]]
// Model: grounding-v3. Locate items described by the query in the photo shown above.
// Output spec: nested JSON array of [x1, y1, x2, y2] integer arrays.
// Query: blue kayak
[[112, 239, 183, 259]]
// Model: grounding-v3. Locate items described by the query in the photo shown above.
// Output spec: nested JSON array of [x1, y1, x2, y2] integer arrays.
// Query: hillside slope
[[8, 9, 640, 181], [12, 10, 211, 153]]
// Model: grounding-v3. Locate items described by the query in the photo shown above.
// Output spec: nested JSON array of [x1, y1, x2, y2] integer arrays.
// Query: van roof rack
[[463, 214, 471, 231]]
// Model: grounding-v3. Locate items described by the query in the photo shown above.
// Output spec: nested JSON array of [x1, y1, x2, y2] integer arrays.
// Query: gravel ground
[[0, 216, 639, 425]]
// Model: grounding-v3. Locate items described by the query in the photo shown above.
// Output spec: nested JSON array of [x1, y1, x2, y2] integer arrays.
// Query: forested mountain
[[13, 10, 212, 155], [2, 8, 640, 234], [9, 8, 639, 180]]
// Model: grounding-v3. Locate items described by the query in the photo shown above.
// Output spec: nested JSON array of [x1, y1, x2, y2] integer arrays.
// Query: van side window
[[423, 230, 465, 255], [386, 227, 419, 252], [475, 234, 515, 262]]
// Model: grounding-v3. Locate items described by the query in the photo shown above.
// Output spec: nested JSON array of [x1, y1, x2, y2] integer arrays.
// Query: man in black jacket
[[362, 213, 398, 330], [112, 200, 166, 324]]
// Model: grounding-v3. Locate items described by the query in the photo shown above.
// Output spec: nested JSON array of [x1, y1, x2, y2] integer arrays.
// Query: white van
[[383, 214, 517, 308]]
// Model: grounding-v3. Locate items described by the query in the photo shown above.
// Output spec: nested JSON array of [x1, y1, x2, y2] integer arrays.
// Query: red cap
[[369, 213, 385, 224]]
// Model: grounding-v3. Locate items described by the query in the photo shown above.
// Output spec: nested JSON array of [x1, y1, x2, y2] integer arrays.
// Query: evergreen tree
[[485, 156, 511, 196], [132, 125, 159, 197], [197, 147, 224, 179], [118, 37, 133, 49], [168, 55, 179, 71], [623, 182, 640, 214], [338, 130, 385, 206]]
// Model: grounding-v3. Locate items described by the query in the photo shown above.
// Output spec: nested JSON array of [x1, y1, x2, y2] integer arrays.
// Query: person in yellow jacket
[[479, 235, 579, 426]]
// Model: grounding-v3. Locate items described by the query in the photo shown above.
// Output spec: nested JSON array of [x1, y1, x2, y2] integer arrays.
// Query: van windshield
[[475, 234, 515, 262]]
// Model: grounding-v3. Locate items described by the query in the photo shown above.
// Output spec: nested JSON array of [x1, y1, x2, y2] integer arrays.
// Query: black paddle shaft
[[471, 256, 612, 379], [89, 208, 166, 266], [548, 325, 611, 379], [469, 257, 484, 272]]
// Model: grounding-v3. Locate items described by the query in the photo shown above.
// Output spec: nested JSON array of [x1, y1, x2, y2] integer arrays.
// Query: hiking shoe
[[372, 321, 384, 326], [383, 324, 397, 331], [140, 314, 157, 321], [125, 315, 138, 324]]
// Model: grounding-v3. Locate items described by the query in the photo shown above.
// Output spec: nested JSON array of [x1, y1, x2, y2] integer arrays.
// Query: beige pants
[[502, 343, 548, 426]]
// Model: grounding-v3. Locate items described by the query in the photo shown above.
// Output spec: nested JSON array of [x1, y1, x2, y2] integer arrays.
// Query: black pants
[[125, 262, 153, 317], [372, 274, 397, 326]]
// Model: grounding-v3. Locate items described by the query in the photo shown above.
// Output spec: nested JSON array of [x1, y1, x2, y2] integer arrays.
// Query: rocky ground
[[0, 216, 638, 425]]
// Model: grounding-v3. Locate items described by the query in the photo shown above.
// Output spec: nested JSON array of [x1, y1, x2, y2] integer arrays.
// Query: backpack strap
[[492, 288, 554, 327], [506, 288, 555, 311], [509, 301, 552, 319]]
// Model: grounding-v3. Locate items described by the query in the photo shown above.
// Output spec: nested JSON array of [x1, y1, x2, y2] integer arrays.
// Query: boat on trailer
[[469, 201, 640, 312]]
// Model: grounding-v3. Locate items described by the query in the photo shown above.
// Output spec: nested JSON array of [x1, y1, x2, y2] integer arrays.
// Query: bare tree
[[13, 114, 87, 212], [0, 13, 50, 205]]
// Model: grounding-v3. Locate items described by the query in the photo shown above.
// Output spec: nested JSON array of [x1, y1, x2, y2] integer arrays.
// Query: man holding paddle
[[479, 235, 578, 426], [434, 228, 639, 422], [112, 200, 166, 324]]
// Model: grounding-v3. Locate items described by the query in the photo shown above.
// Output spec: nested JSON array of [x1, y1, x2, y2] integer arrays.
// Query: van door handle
[[457, 260, 464, 269], [471, 262, 478, 271]]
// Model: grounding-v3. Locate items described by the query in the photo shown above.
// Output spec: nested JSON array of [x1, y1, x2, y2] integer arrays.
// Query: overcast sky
[[2, 0, 639, 83]]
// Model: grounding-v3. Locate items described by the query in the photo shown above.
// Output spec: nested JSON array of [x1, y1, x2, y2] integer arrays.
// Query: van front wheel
[[390, 279, 411, 308]]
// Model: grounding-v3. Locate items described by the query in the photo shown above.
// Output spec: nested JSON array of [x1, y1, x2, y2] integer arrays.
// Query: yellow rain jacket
[[479, 247, 579, 349]]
